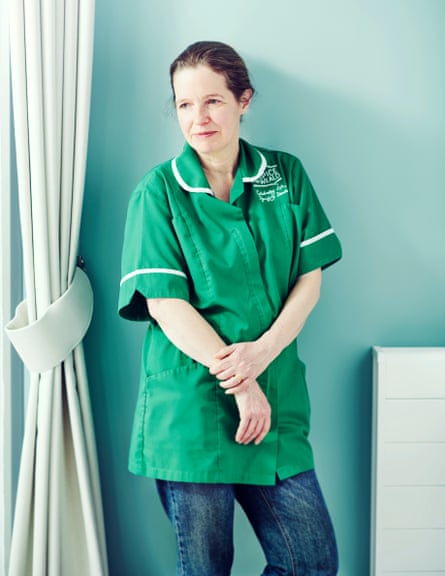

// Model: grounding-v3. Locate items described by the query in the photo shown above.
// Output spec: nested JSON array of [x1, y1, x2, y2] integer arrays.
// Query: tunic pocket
[[279, 203, 304, 283], [280, 203, 303, 247], [141, 362, 220, 469], [279, 351, 311, 436]]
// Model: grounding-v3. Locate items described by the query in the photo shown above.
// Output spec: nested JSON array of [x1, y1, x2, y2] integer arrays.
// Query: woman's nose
[[194, 105, 210, 124]]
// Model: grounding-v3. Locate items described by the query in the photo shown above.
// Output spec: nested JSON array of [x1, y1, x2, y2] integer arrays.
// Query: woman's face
[[172, 64, 251, 162]]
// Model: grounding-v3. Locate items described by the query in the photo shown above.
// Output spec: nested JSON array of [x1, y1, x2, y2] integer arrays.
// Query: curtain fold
[[6, 0, 108, 574]]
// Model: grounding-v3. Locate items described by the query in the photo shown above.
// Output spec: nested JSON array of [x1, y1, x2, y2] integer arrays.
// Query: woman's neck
[[199, 143, 240, 202]]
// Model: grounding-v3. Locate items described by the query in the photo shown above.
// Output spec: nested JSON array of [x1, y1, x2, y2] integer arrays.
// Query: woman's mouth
[[194, 131, 217, 138]]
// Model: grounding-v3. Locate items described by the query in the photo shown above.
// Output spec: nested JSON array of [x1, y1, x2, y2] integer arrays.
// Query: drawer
[[383, 573, 445, 576], [375, 348, 445, 399], [382, 399, 445, 442], [382, 486, 445, 528], [382, 443, 445, 485], [382, 529, 445, 571]]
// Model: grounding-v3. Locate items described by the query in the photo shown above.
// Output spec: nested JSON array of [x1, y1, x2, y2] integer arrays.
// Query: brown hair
[[169, 41, 255, 102]]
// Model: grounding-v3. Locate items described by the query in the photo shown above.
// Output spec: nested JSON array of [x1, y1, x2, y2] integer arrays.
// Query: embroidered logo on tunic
[[253, 164, 288, 202]]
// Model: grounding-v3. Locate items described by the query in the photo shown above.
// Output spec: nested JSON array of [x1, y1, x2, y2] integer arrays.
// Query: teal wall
[[81, 1, 445, 574]]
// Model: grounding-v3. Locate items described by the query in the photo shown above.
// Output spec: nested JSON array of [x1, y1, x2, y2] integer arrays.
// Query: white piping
[[172, 148, 267, 191], [242, 150, 267, 183], [171, 158, 213, 194], [300, 228, 335, 248], [120, 268, 187, 286]]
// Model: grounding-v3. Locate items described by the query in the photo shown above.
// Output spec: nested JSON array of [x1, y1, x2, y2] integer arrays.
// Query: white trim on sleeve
[[300, 228, 335, 248], [120, 268, 187, 286]]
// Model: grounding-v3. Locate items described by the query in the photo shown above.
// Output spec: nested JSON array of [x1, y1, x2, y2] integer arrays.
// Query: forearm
[[211, 268, 322, 386], [148, 297, 270, 445], [259, 268, 322, 362], [146, 298, 226, 367]]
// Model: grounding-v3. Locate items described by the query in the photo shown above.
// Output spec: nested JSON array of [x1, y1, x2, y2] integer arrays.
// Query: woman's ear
[[239, 89, 253, 113]]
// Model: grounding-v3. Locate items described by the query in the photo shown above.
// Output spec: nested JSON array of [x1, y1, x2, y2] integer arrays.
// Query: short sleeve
[[118, 175, 190, 321], [292, 159, 342, 275]]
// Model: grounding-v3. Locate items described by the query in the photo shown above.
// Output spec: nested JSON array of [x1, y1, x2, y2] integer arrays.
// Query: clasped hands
[[209, 339, 275, 446]]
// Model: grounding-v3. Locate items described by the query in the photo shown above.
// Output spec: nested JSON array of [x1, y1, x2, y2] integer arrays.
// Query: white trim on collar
[[172, 147, 267, 192], [242, 150, 267, 183], [171, 158, 213, 194]]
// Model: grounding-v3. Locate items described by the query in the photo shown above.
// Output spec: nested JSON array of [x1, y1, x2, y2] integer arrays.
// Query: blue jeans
[[156, 470, 338, 575]]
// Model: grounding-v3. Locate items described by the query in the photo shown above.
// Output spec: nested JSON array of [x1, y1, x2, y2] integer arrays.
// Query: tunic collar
[[171, 139, 267, 196]]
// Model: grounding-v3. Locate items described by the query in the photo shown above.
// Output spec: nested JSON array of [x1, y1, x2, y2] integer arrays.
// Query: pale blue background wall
[[81, 1, 445, 574]]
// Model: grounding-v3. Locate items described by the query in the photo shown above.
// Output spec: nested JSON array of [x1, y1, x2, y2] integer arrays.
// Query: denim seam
[[258, 485, 298, 576], [166, 481, 187, 576], [215, 382, 222, 475]]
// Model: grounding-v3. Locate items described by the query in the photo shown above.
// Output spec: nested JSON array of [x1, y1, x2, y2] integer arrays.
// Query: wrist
[[257, 329, 281, 365]]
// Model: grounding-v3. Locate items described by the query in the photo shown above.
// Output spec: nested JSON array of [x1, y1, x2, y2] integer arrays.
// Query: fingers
[[235, 416, 256, 444], [213, 366, 243, 382], [213, 344, 235, 360], [210, 344, 244, 378], [254, 423, 270, 445], [221, 374, 247, 393], [233, 383, 271, 445], [209, 357, 240, 379], [210, 341, 264, 383], [235, 415, 270, 445]]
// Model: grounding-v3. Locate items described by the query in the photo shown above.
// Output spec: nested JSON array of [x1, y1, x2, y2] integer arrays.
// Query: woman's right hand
[[230, 380, 271, 445]]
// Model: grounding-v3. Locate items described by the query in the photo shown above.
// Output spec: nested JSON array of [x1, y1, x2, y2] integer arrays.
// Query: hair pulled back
[[170, 41, 255, 102]]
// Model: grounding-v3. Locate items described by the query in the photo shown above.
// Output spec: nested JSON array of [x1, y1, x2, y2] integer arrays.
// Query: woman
[[119, 41, 342, 576]]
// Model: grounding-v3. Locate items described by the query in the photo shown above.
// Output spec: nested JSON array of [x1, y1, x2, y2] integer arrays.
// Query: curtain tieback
[[4, 267, 93, 372]]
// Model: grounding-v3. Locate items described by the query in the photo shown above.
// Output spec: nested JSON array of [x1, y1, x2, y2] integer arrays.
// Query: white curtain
[[5, 0, 108, 574], [0, 0, 12, 572]]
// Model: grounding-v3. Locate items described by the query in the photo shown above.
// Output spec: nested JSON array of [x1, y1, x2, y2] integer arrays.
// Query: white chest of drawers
[[371, 347, 445, 576]]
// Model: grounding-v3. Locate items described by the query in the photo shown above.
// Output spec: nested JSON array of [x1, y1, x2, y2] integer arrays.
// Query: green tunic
[[118, 139, 342, 485]]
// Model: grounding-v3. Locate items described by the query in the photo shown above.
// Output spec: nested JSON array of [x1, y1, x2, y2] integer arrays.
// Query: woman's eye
[[207, 99, 220, 105], [178, 102, 190, 110]]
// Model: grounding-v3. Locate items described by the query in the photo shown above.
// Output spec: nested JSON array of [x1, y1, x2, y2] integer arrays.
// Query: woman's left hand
[[209, 339, 275, 391]]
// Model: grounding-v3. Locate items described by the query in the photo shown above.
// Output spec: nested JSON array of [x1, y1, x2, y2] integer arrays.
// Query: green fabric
[[118, 139, 342, 485]]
